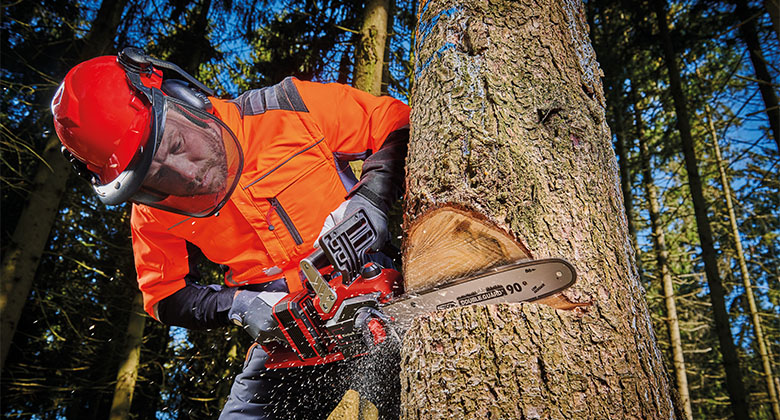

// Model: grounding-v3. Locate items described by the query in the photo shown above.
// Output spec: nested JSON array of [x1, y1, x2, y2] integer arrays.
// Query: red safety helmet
[[52, 55, 161, 186], [51, 48, 243, 217]]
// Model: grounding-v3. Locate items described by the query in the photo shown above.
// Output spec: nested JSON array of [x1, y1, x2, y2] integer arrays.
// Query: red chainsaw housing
[[262, 265, 402, 369]]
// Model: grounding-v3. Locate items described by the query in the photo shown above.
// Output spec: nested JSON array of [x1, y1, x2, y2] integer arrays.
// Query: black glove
[[345, 194, 389, 252], [317, 193, 389, 253], [228, 290, 285, 341]]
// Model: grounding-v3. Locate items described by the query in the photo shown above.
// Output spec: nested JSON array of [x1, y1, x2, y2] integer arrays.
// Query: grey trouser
[[219, 343, 349, 419], [219, 340, 401, 420]]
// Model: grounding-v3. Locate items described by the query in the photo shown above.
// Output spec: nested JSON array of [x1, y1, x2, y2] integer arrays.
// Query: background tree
[[0, 0, 130, 370], [353, 0, 389, 95]]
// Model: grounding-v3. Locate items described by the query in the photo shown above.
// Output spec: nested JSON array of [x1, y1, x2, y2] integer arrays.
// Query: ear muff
[[162, 79, 212, 111], [118, 47, 214, 111]]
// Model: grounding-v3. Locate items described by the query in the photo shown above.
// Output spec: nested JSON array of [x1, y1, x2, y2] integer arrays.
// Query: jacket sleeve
[[131, 205, 234, 328], [293, 79, 410, 212]]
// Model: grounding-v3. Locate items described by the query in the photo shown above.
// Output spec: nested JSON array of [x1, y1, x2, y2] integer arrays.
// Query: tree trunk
[[653, 2, 750, 419], [400, 1, 675, 418], [768, 0, 780, 42], [0, 0, 129, 370], [612, 96, 643, 280], [165, 0, 213, 75], [354, 0, 389, 95], [706, 104, 780, 420], [109, 292, 146, 420], [636, 95, 693, 420], [0, 139, 70, 370], [734, 0, 780, 151]]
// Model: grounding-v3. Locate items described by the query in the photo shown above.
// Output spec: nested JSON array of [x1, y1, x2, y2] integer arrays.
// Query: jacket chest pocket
[[244, 143, 347, 260], [265, 197, 303, 245]]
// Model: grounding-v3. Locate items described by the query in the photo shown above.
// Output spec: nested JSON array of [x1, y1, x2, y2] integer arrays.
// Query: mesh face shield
[[132, 99, 243, 217], [93, 95, 243, 218], [75, 49, 242, 218]]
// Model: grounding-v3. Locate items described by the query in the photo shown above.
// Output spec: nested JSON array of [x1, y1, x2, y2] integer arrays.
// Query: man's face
[[143, 105, 228, 196]]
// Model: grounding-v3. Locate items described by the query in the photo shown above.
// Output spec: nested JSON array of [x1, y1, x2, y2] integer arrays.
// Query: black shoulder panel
[[229, 77, 309, 116]]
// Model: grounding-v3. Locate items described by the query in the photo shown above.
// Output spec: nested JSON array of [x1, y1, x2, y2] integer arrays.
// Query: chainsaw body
[[260, 209, 403, 369], [256, 210, 579, 369]]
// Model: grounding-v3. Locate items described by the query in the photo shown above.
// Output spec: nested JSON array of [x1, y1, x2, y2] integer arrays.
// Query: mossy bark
[[400, 0, 676, 418], [109, 292, 146, 420], [354, 0, 389, 96]]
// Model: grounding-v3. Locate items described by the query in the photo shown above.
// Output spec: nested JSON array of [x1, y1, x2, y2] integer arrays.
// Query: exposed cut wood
[[327, 390, 378, 420], [533, 292, 591, 312], [402, 206, 531, 292]]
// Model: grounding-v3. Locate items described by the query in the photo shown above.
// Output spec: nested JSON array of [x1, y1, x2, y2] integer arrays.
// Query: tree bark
[[400, 0, 675, 418], [354, 0, 389, 95], [109, 292, 146, 420], [706, 104, 780, 420], [734, 0, 780, 151], [636, 95, 693, 420], [0, 0, 129, 370], [768, 0, 780, 42], [0, 139, 70, 370], [653, 2, 750, 419]]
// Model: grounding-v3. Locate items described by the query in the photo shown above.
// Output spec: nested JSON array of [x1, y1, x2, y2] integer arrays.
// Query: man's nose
[[170, 156, 201, 181]]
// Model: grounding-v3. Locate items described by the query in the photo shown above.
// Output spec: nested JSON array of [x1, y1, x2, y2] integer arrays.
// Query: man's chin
[[200, 179, 228, 196]]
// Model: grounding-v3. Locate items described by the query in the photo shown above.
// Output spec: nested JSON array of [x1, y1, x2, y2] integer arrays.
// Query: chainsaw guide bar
[[382, 258, 576, 325], [262, 209, 578, 369]]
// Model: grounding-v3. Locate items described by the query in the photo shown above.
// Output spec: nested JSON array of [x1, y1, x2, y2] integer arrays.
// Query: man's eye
[[171, 136, 183, 154]]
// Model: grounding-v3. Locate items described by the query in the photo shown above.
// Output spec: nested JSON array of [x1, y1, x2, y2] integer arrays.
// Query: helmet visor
[[131, 99, 243, 217]]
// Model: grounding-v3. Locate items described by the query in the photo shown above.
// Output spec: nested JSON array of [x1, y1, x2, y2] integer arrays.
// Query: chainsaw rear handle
[[315, 208, 378, 279], [302, 208, 376, 276]]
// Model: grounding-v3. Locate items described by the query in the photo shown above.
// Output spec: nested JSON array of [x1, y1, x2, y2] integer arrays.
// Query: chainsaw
[[255, 209, 577, 369]]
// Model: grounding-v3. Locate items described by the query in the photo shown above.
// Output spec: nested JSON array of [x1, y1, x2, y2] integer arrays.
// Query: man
[[51, 48, 409, 419]]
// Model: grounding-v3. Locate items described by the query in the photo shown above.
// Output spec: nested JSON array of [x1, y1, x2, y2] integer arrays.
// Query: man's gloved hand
[[317, 194, 389, 252], [228, 290, 286, 341]]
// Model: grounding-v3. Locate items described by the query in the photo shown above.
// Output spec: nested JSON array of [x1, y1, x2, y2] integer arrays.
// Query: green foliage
[[1, 180, 138, 418]]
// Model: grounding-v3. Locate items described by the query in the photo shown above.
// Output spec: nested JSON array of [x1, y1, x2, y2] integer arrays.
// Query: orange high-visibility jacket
[[131, 78, 410, 318]]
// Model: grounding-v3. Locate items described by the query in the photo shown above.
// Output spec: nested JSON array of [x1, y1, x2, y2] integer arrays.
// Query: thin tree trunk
[[654, 2, 750, 418], [1, 138, 70, 370], [612, 99, 643, 280], [768, 0, 780, 42], [706, 104, 780, 420], [353, 0, 389, 95], [635, 93, 693, 420], [348, 0, 390, 179], [0, 0, 129, 370], [400, 0, 675, 418], [381, 0, 395, 96], [734, 0, 780, 151], [338, 36, 355, 85], [109, 292, 146, 420]]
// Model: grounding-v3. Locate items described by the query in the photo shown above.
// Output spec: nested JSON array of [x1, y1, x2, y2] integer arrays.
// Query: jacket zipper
[[267, 198, 303, 245]]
